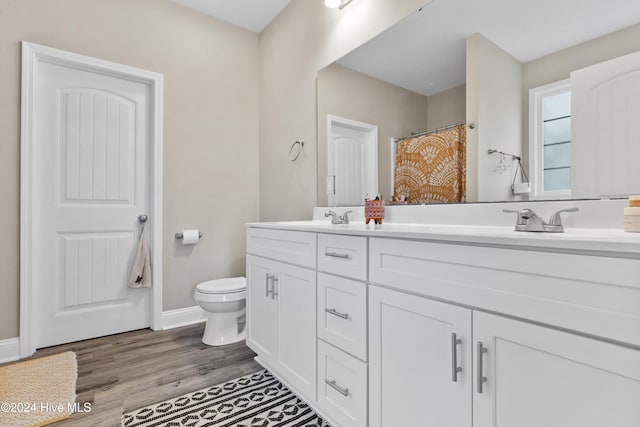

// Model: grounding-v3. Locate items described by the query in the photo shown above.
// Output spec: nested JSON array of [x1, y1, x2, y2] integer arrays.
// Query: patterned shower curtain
[[393, 124, 466, 204]]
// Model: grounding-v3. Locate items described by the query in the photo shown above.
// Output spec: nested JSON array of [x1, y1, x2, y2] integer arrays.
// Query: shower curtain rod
[[395, 122, 475, 142]]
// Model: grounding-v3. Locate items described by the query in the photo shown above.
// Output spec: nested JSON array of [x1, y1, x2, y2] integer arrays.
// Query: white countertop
[[247, 220, 640, 257]]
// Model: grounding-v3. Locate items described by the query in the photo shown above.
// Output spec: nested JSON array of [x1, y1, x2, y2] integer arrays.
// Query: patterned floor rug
[[121, 369, 331, 427], [0, 351, 77, 427]]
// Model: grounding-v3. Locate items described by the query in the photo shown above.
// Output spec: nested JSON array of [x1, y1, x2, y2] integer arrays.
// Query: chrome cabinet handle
[[265, 273, 273, 298], [272, 276, 279, 300], [325, 252, 350, 259], [325, 307, 349, 320], [325, 379, 349, 397], [451, 333, 462, 382], [477, 341, 488, 394]]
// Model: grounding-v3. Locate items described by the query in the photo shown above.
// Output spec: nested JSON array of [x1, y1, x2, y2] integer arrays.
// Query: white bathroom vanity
[[246, 200, 640, 427]]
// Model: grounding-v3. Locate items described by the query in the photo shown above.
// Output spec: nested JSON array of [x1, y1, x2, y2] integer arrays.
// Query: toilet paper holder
[[175, 231, 203, 240]]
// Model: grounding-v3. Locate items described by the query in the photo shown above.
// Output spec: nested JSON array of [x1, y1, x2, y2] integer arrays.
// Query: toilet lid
[[197, 277, 246, 294]]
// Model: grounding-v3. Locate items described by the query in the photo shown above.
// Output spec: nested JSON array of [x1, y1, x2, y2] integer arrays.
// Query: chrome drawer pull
[[325, 379, 349, 397], [325, 307, 349, 320], [325, 252, 350, 259], [477, 341, 488, 394], [265, 273, 273, 298], [451, 333, 462, 382]]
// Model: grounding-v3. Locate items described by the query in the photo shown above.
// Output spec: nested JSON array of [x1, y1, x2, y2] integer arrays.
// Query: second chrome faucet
[[503, 208, 578, 232]]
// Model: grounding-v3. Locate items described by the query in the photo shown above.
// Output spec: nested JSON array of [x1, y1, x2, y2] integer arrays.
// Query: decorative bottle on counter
[[365, 198, 385, 224]]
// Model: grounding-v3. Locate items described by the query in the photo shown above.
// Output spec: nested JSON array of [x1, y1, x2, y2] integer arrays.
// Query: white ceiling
[[170, 0, 640, 96], [337, 0, 640, 96], [169, 0, 291, 33]]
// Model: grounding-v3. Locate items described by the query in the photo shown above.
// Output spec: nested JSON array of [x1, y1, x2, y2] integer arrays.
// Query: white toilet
[[194, 277, 247, 346]]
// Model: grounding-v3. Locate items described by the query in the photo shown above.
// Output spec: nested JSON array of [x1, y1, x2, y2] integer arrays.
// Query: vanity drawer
[[317, 339, 367, 427], [369, 237, 640, 347], [318, 234, 367, 280], [317, 273, 367, 360], [246, 227, 316, 268]]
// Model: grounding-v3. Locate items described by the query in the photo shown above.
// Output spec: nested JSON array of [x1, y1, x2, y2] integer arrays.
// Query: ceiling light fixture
[[325, 0, 354, 10]]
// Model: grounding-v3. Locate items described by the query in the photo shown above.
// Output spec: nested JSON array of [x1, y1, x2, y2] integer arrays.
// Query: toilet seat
[[194, 277, 246, 303], [196, 277, 246, 294]]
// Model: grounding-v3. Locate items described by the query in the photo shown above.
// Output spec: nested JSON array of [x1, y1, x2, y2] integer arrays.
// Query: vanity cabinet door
[[275, 261, 317, 401], [473, 311, 640, 427], [369, 285, 472, 427], [246, 255, 278, 364], [246, 255, 317, 401]]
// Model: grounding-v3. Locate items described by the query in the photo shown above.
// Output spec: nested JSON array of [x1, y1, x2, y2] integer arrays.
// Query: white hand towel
[[128, 224, 152, 288]]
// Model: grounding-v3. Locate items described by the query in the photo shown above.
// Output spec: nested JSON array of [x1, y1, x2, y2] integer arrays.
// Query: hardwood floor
[[23, 322, 260, 426]]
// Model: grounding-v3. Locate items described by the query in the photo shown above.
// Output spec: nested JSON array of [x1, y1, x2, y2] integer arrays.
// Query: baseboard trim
[[162, 306, 207, 330], [0, 337, 20, 364]]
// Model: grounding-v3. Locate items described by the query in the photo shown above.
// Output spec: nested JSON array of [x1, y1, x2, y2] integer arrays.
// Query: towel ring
[[288, 140, 304, 162]]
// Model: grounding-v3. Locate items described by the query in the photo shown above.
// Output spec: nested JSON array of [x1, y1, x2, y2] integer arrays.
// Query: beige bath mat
[[0, 351, 77, 427]]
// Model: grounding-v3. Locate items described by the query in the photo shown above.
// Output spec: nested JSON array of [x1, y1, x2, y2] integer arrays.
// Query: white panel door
[[369, 285, 472, 427], [33, 59, 152, 348], [473, 311, 640, 427], [327, 115, 378, 206], [571, 50, 640, 198]]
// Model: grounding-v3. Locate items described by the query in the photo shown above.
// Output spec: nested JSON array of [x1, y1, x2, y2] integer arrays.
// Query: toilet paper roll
[[181, 229, 200, 245]]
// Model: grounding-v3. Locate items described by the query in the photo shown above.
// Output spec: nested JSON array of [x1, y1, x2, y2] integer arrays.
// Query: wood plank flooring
[[10, 322, 261, 426]]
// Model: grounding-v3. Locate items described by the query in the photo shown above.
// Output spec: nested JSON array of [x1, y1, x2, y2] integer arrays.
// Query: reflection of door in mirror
[[571, 50, 640, 199], [327, 115, 378, 206]]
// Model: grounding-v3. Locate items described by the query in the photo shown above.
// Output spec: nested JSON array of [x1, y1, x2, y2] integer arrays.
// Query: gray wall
[[427, 84, 466, 130], [0, 0, 260, 340]]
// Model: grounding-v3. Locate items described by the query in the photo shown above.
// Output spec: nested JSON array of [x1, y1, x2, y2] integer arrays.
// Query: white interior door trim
[[20, 42, 164, 358]]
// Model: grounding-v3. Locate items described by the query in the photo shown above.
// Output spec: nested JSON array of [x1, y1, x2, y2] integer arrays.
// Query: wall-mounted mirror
[[317, 0, 640, 206]]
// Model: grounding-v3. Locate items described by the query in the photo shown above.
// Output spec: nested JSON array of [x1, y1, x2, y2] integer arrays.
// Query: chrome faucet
[[503, 208, 578, 232], [325, 210, 352, 224]]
